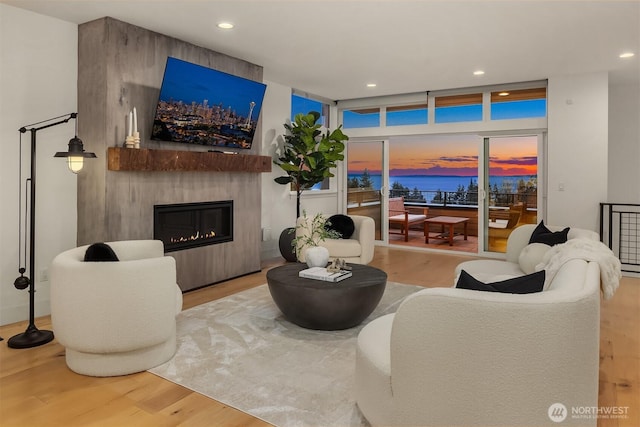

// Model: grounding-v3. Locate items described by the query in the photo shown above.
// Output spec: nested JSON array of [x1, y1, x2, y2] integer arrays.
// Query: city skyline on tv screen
[[151, 57, 267, 149]]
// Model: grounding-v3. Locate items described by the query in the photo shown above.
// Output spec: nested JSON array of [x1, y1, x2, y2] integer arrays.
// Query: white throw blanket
[[535, 238, 622, 300]]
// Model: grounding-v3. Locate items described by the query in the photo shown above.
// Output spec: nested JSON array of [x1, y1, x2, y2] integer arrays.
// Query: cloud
[[436, 155, 478, 162], [390, 166, 478, 176], [490, 156, 537, 166]]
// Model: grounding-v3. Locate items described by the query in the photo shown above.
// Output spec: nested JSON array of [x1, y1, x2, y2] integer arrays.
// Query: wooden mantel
[[107, 147, 272, 173]]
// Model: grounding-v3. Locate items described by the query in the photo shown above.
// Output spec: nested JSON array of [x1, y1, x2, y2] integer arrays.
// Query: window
[[388, 134, 479, 205], [310, 179, 330, 190], [491, 88, 546, 120], [343, 108, 380, 128], [435, 93, 483, 123], [291, 93, 330, 127], [387, 104, 428, 126], [290, 92, 333, 192], [336, 82, 547, 129]]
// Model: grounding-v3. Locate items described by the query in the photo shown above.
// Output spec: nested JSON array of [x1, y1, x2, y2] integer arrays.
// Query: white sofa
[[355, 224, 602, 426], [295, 214, 375, 264], [50, 240, 183, 377], [455, 223, 600, 283]]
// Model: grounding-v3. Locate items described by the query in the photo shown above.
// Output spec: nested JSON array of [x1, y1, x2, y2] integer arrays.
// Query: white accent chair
[[50, 240, 183, 377], [355, 224, 602, 426], [295, 214, 375, 265]]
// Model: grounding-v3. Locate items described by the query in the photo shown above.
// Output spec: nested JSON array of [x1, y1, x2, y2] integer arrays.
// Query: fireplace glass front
[[154, 201, 233, 252]]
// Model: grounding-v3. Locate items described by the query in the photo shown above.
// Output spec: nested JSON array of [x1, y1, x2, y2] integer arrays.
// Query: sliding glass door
[[346, 140, 388, 242], [481, 135, 540, 254], [342, 134, 543, 255]]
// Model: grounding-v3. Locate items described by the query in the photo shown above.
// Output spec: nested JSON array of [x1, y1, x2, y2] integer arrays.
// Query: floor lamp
[[9, 112, 97, 349]]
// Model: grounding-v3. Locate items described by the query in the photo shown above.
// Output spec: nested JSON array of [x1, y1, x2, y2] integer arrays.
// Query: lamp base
[[7, 325, 54, 349]]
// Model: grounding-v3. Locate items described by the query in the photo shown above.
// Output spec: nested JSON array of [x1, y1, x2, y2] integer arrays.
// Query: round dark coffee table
[[266, 263, 387, 330]]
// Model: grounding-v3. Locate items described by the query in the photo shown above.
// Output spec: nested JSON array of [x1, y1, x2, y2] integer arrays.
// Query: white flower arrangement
[[291, 211, 341, 256]]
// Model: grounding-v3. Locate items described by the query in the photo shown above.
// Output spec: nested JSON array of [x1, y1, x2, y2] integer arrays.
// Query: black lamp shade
[[54, 136, 97, 173], [54, 136, 97, 158]]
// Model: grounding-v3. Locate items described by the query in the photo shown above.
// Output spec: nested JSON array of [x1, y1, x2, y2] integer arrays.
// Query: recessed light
[[473, 70, 485, 76], [217, 22, 234, 29], [366, 83, 377, 88], [620, 52, 635, 59], [498, 92, 510, 96]]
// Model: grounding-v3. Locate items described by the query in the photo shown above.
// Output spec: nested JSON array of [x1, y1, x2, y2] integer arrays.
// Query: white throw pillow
[[518, 243, 551, 274]]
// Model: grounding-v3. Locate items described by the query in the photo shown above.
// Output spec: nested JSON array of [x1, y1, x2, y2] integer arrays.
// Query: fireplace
[[154, 201, 233, 252]]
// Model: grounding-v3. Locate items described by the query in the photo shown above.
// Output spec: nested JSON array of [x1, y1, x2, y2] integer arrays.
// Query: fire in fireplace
[[154, 201, 233, 252]]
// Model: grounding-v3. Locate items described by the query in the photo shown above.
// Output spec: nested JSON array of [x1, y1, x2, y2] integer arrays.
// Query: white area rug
[[149, 282, 422, 427]]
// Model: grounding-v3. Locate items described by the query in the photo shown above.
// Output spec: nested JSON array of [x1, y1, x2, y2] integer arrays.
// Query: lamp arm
[[18, 112, 77, 134]]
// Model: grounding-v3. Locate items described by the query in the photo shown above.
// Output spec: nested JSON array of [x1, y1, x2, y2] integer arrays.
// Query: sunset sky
[[347, 135, 537, 176]]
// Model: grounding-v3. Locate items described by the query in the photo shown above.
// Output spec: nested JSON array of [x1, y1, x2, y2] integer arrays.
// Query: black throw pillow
[[84, 243, 119, 262], [456, 270, 545, 294], [325, 214, 355, 239], [528, 221, 570, 246]]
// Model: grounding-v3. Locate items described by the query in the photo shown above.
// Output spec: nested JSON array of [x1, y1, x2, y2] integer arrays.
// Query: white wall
[[0, 4, 79, 325], [260, 80, 294, 259], [546, 72, 609, 231], [608, 81, 640, 203]]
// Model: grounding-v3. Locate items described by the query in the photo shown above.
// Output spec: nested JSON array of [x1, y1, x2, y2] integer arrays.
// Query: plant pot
[[305, 246, 330, 268], [278, 227, 298, 262]]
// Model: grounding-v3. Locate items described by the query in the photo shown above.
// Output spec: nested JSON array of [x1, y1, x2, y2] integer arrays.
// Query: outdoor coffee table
[[266, 263, 387, 330], [424, 216, 470, 246]]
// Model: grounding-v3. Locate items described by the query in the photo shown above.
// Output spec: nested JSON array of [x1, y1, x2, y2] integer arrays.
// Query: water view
[[348, 172, 537, 206], [348, 173, 536, 193]]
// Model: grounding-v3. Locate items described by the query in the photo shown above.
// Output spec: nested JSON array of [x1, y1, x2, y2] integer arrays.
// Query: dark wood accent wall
[[77, 17, 266, 291], [108, 147, 271, 172]]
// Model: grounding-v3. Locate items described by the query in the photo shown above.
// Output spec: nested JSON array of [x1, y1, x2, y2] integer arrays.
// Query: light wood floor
[[1, 247, 638, 427]]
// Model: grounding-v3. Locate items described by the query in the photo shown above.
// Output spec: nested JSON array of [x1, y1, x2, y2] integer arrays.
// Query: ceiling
[[3, 0, 639, 100]]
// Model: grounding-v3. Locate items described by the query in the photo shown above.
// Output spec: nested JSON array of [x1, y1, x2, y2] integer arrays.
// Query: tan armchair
[[488, 208, 521, 240], [388, 197, 428, 242]]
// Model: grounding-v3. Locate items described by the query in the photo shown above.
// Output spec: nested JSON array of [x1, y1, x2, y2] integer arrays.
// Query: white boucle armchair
[[355, 258, 601, 426], [356, 223, 605, 427], [296, 214, 375, 265], [50, 240, 183, 377]]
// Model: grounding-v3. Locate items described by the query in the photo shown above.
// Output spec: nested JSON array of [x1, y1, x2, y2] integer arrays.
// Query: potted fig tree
[[273, 111, 348, 261]]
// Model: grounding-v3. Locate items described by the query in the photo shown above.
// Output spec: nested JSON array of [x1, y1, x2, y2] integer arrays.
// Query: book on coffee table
[[298, 267, 353, 282]]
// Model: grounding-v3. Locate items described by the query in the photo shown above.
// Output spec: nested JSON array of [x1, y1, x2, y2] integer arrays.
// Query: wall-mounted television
[[151, 57, 267, 150]]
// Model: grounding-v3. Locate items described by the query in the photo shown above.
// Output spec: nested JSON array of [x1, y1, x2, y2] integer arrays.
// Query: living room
[[0, 1, 638, 426]]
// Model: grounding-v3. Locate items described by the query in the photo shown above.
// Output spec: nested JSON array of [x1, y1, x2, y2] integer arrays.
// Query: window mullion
[[483, 92, 491, 122]]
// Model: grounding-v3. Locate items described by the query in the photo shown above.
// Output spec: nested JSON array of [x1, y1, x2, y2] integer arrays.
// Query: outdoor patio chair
[[488, 209, 522, 240], [388, 197, 428, 242]]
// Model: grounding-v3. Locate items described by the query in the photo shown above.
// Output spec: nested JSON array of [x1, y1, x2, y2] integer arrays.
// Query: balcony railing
[[347, 188, 536, 209], [600, 203, 640, 274]]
